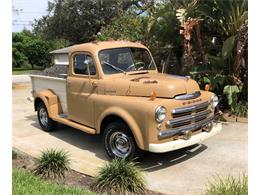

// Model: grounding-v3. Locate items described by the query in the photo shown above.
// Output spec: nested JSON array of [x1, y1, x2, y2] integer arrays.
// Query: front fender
[[97, 106, 145, 150]]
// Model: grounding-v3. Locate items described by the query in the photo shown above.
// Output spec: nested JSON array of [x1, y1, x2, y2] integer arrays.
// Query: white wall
[[53, 53, 69, 66]]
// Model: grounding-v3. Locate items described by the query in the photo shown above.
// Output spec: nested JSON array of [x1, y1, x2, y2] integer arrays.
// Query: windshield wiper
[[128, 71, 149, 75], [103, 62, 126, 74]]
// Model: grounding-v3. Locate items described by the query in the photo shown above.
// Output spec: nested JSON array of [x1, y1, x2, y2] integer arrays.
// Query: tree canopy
[[12, 30, 69, 69], [33, 0, 153, 44]]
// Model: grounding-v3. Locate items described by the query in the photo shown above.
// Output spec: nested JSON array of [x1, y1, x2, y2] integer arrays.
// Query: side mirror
[[83, 58, 97, 87], [84, 59, 91, 78], [84, 59, 91, 66]]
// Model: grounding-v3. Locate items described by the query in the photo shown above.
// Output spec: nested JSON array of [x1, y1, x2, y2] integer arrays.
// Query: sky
[[12, 0, 49, 32]]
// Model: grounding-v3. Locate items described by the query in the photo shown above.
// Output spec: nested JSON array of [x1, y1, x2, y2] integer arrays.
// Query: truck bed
[[30, 75, 67, 113]]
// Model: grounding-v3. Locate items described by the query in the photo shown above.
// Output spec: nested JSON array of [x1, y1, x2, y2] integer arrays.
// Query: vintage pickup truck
[[30, 41, 221, 159]]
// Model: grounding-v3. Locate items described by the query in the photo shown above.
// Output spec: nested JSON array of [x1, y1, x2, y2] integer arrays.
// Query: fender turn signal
[[150, 91, 157, 101]]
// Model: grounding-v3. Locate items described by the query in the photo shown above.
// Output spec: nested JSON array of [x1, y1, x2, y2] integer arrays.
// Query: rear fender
[[34, 90, 63, 118]]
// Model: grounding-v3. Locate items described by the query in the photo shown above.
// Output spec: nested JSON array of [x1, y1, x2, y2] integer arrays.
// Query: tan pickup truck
[[30, 41, 222, 159]]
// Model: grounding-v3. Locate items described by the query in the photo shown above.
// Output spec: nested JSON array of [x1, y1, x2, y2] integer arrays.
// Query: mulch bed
[[12, 148, 164, 195], [214, 110, 248, 123], [31, 65, 68, 78], [12, 149, 93, 188]]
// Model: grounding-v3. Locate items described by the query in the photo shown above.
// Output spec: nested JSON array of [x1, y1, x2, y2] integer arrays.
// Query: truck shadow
[[141, 144, 207, 172], [25, 114, 208, 171], [25, 115, 107, 160]]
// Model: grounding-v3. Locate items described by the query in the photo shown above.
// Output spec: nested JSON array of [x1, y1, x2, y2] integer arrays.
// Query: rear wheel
[[103, 121, 143, 160], [37, 102, 57, 132]]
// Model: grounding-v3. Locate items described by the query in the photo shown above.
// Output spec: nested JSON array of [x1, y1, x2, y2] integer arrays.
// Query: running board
[[52, 116, 96, 134]]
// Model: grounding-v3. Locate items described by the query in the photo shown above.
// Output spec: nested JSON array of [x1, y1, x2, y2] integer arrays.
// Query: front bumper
[[149, 122, 222, 153]]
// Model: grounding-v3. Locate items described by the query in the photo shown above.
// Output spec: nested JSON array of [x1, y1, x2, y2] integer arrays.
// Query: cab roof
[[68, 40, 147, 54]]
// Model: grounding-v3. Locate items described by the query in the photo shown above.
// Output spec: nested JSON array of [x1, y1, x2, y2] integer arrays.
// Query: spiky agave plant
[[34, 148, 70, 179], [91, 158, 146, 194]]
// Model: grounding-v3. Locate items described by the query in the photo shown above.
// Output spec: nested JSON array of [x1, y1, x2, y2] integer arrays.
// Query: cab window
[[74, 54, 96, 75]]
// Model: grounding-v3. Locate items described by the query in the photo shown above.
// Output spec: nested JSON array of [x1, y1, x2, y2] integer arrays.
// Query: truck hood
[[104, 73, 200, 98]]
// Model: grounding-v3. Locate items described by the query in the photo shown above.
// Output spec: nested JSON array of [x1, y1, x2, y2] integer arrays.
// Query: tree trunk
[[195, 25, 208, 65]]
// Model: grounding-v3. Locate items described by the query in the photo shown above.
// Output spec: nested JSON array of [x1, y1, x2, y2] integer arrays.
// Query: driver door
[[67, 53, 98, 127]]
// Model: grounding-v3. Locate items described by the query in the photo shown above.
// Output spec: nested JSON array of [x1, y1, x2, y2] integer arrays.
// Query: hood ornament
[[185, 76, 191, 81], [175, 91, 201, 100]]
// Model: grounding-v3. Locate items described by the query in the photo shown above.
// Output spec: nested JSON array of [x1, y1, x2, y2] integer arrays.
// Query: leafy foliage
[[201, 0, 248, 37], [96, 11, 147, 43], [34, 148, 70, 179], [12, 30, 69, 69], [205, 174, 248, 195], [190, 33, 246, 114], [91, 158, 146, 194], [33, 0, 152, 44], [223, 85, 241, 106], [232, 102, 248, 117]]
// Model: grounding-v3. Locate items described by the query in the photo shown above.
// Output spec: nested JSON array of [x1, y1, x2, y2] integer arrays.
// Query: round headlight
[[155, 106, 167, 123], [211, 94, 219, 109]]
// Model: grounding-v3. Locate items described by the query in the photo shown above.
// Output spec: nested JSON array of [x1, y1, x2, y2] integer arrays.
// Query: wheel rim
[[109, 131, 132, 158], [39, 107, 48, 126]]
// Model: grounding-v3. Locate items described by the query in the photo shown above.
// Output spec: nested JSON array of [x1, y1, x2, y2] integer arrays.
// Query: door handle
[[92, 81, 98, 87]]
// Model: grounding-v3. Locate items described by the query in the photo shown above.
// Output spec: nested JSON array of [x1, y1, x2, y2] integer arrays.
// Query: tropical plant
[[206, 36, 236, 75], [190, 35, 243, 112], [91, 158, 146, 194], [201, 0, 248, 37], [34, 148, 70, 179], [223, 85, 241, 112], [199, 0, 248, 77]]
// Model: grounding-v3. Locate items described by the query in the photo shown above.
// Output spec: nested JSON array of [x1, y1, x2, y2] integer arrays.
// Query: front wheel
[[103, 121, 143, 160], [37, 102, 57, 132]]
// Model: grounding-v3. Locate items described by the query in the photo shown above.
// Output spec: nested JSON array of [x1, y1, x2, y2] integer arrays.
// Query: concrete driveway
[[12, 84, 248, 195], [12, 75, 31, 84]]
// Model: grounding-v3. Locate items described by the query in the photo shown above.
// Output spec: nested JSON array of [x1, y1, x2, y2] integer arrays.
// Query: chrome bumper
[[159, 116, 214, 139], [149, 123, 222, 153]]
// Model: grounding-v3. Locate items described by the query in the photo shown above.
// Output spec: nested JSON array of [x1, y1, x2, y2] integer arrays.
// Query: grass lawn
[[12, 168, 97, 195], [12, 67, 44, 75], [12, 69, 34, 75]]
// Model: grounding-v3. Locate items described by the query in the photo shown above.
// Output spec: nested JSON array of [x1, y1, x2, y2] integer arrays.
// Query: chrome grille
[[172, 101, 209, 115], [159, 101, 213, 139], [167, 109, 211, 127]]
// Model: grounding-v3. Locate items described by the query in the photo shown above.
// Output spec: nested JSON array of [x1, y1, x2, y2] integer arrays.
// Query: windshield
[[98, 47, 156, 74]]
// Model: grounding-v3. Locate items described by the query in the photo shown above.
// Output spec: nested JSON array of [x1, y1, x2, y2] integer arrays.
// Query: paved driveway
[[12, 84, 247, 195], [12, 75, 31, 84]]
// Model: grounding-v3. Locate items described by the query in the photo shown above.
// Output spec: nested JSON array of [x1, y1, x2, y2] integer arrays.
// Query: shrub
[[91, 158, 146, 194], [205, 174, 248, 195], [12, 150, 17, 159], [34, 148, 70, 179], [232, 102, 248, 117]]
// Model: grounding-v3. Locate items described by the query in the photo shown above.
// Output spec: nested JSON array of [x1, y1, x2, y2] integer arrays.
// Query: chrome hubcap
[[109, 131, 132, 158], [39, 108, 48, 126]]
